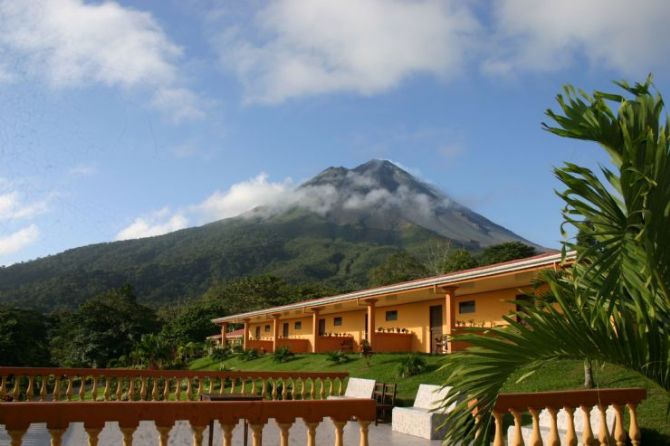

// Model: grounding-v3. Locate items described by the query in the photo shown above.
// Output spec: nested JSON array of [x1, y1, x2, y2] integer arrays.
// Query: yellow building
[[212, 252, 573, 354]]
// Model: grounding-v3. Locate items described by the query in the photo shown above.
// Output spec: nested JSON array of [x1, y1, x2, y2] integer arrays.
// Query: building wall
[[243, 285, 540, 353]]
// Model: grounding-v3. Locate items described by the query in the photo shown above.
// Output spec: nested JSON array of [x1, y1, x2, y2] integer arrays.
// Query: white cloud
[[0, 191, 50, 221], [193, 173, 294, 221], [220, 0, 480, 103], [68, 163, 98, 177], [115, 208, 188, 240], [0, 224, 39, 256], [0, 0, 203, 120], [486, 0, 670, 76]]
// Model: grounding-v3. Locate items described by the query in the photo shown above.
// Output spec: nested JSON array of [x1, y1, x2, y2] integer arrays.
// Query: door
[[318, 319, 326, 336], [429, 305, 443, 353], [255, 326, 261, 340], [282, 323, 289, 338]]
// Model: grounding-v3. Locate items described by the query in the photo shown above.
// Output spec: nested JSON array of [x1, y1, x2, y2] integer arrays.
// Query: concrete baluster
[[563, 406, 577, 446], [250, 424, 263, 446], [305, 421, 318, 446], [7, 429, 26, 446], [221, 424, 234, 446], [597, 405, 610, 446], [278, 422, 292, 446], [26, 375, 34, 401], [528, 407, 543, 446], [492, 411, 505, 446], [157, 426, 171, 446], [358, 420, 370, 446], [509, 409, 524, 446], [627, 403, 641, 446], [547, 407, 560, 446], [48, 427, 65, 446], [581, 405, 595, 446], [40, 375, 48, 401]]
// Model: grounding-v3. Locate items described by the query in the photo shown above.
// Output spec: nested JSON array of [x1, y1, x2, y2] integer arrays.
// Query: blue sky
[[0, 0, 669, 265]]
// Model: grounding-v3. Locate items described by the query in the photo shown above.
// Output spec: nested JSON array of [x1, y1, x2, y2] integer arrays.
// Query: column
[[220, 322, 229, 347], [443, 286, 457, 353], [243, 319, 250, 351], [272, 314, 280, 353], [311, 308, 320, 353], [365, 299, 377, 350]]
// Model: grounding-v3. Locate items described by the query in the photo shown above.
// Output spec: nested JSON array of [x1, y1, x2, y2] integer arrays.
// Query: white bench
[[327, 377, 376, 400], [506, 405, 616, 444], [392, 384, 455, 440]]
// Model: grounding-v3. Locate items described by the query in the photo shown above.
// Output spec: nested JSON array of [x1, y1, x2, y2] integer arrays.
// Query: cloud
[[0, 224, 39, 256], [0, 0, 203, 121], [68, 164, 98, 177], [0, 191, 50, 221], [486, 0, 670, 76], [115, 208, 188, 240], [193, 173, 294, 221], [220, 0, 480, 103]]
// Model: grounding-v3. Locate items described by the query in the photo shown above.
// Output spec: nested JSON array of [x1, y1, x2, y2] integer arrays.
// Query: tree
[[0, 306, 51, 366], [367, 251, 429, 287], [439, 78, 670, 444], [441, 249, 479, 273], [50, 285, 160, 367], [478, 242, 537, 266]]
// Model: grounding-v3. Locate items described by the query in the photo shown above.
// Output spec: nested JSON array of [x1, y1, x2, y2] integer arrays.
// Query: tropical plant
[[130, 333, 173, 369], [239, 348, 261, 361], [326, 350, 351, 364], [396, 354, 427, 378], [439, 77, 670, 445], [272, 346, 295, 363]]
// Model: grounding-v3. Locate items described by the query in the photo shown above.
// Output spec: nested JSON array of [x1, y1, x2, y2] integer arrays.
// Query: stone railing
[[0, 367, 348, 402], [492, 387, 647, 446], [0, 399, 375, 446]]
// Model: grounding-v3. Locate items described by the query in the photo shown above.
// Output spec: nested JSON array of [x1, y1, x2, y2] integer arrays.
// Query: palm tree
[[439, 77, 670, 445]]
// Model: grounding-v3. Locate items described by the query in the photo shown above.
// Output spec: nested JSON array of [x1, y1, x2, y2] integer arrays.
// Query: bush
[[272, 346, 294, 363], [396, 354, 427, 378], [360, 339, 373, 366], [240, 348, 260, 361], [209, 346, 232, 361], [326, 350, 351, 364]]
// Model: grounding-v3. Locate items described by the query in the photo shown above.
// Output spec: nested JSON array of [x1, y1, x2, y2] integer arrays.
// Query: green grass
[[191, 353, 670, 443]]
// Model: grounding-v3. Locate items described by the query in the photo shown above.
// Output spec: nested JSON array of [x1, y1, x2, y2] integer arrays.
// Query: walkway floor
[[1, 419, 442, 445]]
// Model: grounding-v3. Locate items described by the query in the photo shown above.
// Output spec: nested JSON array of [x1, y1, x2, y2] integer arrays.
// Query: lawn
[[191, 353, 670, 443]]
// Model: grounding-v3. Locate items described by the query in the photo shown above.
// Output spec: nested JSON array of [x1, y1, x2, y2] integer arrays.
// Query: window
[[385, 310, 398, 321], [294, 321, 302, 330], [264, 324, 271, 332], [333, 316, 343, 326], [459, 300, 476, 314]]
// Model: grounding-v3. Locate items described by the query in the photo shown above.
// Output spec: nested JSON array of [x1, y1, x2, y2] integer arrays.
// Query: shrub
[[240, 348, 260, 361], [326, 350, 351, 364], [360, 339, 373, 366], [272, 346, 294, 363], [396, 354, 427, 378], [209, 346, 232, 361]]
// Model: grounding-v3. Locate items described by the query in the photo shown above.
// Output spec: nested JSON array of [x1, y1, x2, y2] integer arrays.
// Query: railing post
[[510, 409, 524, 446], [597, 404, 610, 445], [305, 421, 319, 446], [250, 423, 264, 446], [278, 422, 291, 446], [547, 407, 560, 446], [157, 426, 171, 446], [528, 407, 542, 446], [333, 420, 346, 446], [492, 411, 505, 446], [221, 424, 234, 446], [358, 420, 370, 446], [581, 405, 595, 446], [48, 427, 65, 446], [627, 403, 641, 446], [8, 429, 25, 446], [563, 406, 577, 446]]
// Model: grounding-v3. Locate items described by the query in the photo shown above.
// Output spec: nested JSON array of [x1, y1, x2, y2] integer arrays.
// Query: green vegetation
[[367, 251, 429, 286], [272, 346, 295, 363], [396, 353, 427, 378], [325, 350, 351, 365], [440, 78, 670, 445], [0, 306, 51, 366], [189, 353, 669, 440]]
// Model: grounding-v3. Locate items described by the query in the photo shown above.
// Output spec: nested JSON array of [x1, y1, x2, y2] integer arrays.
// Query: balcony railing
[[0, 367, 348, 402], [0, 399, 376, 446], [492, 387, 646, 446]]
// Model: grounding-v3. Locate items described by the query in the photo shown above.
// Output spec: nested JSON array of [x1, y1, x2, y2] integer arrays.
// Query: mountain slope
[[0, 160, 538, 311]]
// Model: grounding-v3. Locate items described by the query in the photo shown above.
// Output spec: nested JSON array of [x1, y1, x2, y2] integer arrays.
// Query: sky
[[1, 0, 669, 265]]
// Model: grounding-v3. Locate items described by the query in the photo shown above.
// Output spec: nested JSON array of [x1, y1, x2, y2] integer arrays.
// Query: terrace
[[0, 366, 647, 445]]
